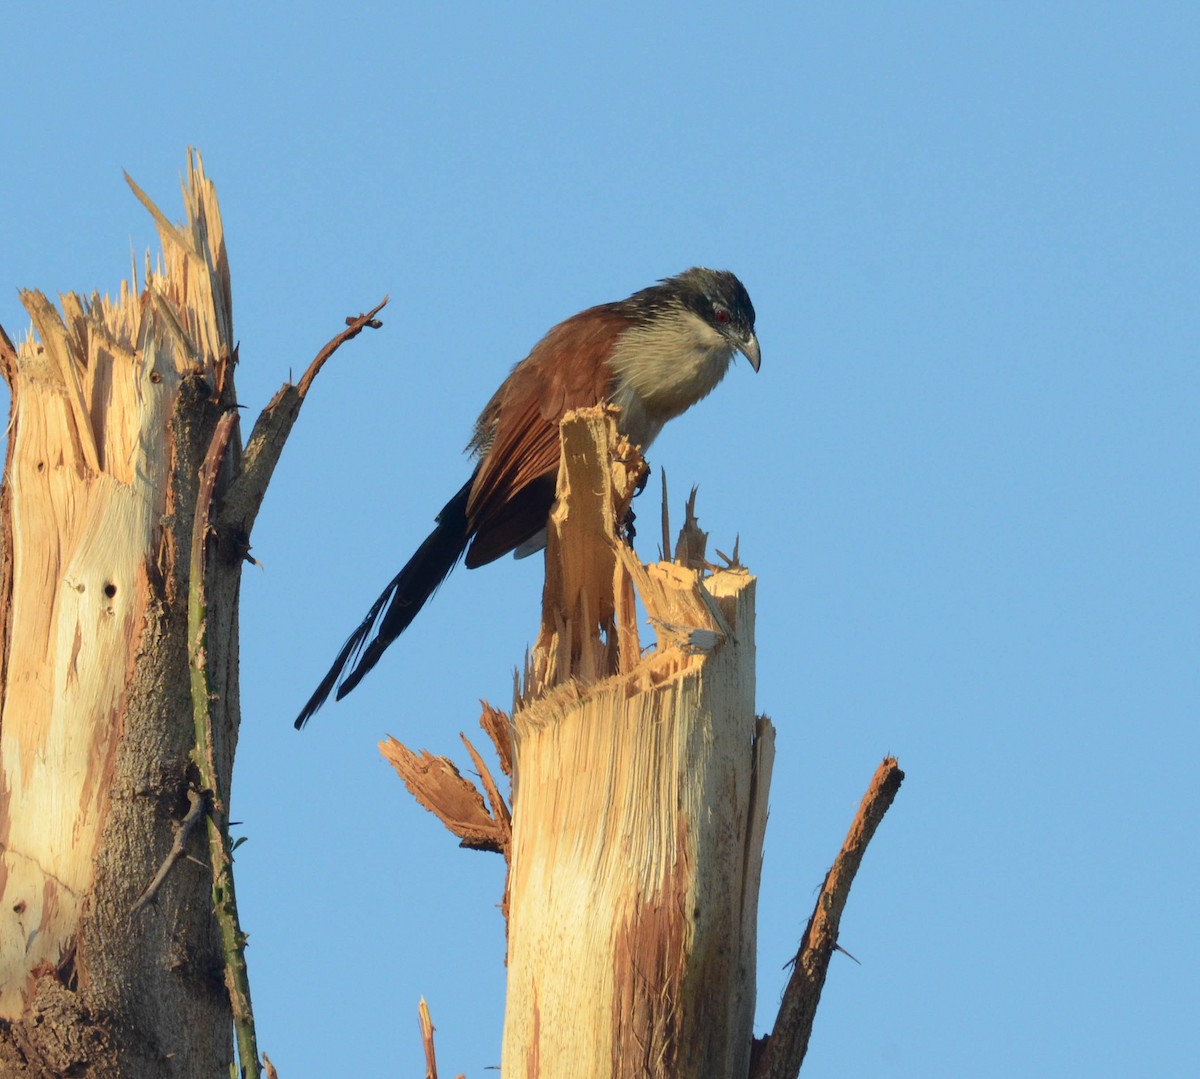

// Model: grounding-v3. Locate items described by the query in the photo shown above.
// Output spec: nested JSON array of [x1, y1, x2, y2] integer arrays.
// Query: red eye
[[714, 306, 730, 323]]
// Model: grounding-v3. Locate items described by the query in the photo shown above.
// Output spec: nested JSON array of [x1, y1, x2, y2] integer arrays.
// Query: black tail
[[294, 476, 474, 728]]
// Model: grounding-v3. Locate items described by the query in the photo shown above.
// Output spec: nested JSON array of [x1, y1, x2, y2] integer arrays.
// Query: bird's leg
[[622, 506, 637, 545], [620, 462, 650, 546]]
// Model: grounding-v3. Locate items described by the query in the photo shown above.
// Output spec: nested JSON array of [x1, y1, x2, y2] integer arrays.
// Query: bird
[[294, 267, 759, 728]]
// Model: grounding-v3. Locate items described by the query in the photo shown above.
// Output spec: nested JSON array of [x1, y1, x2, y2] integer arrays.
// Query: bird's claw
[[621, 505, 638, 546]]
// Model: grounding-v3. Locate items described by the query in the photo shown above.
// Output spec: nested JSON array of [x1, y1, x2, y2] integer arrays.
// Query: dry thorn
[[833, 943, 862, 965]]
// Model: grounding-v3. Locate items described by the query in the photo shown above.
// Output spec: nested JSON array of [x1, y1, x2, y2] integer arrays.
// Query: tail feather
[[293, 476, 474, 728]]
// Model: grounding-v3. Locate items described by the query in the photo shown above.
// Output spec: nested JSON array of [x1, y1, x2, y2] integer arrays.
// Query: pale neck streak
[[606, 309, 737, 449]]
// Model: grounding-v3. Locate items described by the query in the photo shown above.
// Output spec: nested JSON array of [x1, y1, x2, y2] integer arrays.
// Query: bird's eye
[[714, 306, 731, 324]]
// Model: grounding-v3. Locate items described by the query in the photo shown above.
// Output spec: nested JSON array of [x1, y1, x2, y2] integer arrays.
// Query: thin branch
[[418, 997, 438, 1079], [417, 998, 466, 1079], [751, 757, 904, 1079], [189, 409, 261, 1079], [296, 297, 388, 398], [217, 297, 388, 540], [130, 787, 206, 915]]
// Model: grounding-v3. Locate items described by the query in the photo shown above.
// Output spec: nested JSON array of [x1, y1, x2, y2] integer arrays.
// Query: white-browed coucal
[[294, 267, 759, 728]]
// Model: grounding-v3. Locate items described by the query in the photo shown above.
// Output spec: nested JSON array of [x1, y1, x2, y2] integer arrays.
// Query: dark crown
[[625, 267, 755, 335]]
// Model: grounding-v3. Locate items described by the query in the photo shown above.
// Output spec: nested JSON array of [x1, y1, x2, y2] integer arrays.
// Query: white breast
[[606, 310, 736, 449]]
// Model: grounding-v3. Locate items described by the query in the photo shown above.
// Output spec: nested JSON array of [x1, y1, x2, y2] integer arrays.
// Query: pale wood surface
[[0, 152, 239, 1074], [500, 410, 774, 1078]]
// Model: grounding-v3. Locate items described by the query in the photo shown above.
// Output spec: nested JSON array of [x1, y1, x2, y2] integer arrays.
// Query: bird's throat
[[607, 311, 736, 448]]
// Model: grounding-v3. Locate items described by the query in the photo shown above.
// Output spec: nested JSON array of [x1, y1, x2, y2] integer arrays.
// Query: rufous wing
[[464, 305, 627, 567]]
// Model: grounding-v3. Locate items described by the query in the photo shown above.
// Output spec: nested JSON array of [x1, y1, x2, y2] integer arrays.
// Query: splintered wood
[[379, 737, 511, 854], [523, 405, 648, 696], [501, 408, 775, 1079], [0, 152, 234, 1019]]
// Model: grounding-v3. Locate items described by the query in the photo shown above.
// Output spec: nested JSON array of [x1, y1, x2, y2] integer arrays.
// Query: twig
[[217, 298, 388, 540], [751, 757, 904, 1079], [189, 409, 261, 1079], [296, 298, 388, 398], [418, 997, 438, 1079], [131, 788, 205, 914]]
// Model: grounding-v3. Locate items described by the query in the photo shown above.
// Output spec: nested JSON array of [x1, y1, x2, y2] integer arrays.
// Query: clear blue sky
[[4, 4, 1196, 1076]]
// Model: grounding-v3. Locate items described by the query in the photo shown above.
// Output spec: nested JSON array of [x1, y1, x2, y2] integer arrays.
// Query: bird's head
[[666, 267, 760, 372], [606, 267, 760, 441]]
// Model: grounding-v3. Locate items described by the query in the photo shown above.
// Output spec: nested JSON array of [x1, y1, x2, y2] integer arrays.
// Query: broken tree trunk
[[501, 408, 775, 1077], [0, 152, 381, 1077], [381, 411, 905, 1078], [0, 155, 240, 1077]]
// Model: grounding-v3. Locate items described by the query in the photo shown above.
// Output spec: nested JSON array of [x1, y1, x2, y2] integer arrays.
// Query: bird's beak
[[740, 332, 761, 372]]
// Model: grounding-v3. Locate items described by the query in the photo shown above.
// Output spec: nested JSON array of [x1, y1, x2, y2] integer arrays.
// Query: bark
[[0, 154, 238, 1076], [0, 149, 379, 1077]]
